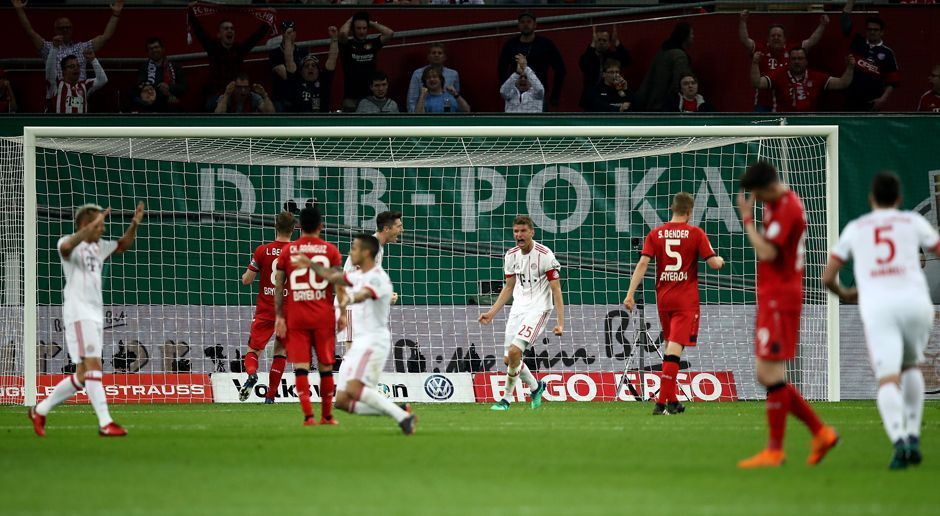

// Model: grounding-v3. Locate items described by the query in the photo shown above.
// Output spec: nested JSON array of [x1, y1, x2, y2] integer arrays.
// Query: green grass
[[1, 401, 938, 516]]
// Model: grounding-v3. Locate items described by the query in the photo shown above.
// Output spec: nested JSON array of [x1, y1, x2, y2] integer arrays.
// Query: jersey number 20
[[289, 255, 331, 290]]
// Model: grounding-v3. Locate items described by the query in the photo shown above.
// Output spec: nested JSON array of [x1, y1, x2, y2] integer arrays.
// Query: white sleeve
[[87, 59, 108, 95], [503, 252, 514, 277], [831, 222, 855, 262], [544, 249, 561, 274], [342, 254, 356, 273], [56, 236, 78, 262], [100, 239, 119, 259], [913, 213, 940, 253], [45, 50, 58, 97], [525, 67, 545, 99], [364, 272, 393, 300]]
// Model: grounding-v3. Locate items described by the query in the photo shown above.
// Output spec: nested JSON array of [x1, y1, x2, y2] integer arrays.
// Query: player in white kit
[[28, 202, 145, 437], [823, 173, 939, 469], [304, 233, 417, 435], [480, 215, 564, 411], [336, 211, 403, 347]]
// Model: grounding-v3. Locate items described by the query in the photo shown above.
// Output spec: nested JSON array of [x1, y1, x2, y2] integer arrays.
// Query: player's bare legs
[[739, 359, 836, 468], [30, 356, 125, 437], [336, 379, 415, 435], [492, 345, 523, 411], [317, 361, 336, 425], [653, 341, 686, 415]]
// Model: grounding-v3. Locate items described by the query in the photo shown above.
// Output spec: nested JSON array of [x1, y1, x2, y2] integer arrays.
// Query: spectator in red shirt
[[673, 74, 714, 113], [750, 48, 854, 112], [916, 65, 940, 112], [739, 10, 829, 112]]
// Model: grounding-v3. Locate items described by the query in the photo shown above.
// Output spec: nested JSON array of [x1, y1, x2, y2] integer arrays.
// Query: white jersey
[[344, 265, 394, 350], [831, 208, 940, 312], [504, 240, 561, 315], [57, 237, 119, 325]]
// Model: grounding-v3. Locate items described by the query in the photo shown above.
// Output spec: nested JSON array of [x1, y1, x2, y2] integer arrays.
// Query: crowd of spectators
[[2, 1, 939, 115]]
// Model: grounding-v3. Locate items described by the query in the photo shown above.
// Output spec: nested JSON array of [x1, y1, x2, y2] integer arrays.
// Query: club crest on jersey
[[530, 263, 537, 270]]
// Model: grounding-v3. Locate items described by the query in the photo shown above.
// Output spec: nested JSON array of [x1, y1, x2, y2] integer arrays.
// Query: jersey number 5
[[289, 255, 331, 290], [874, 225, 896, 264], [665, 239, 682, 271]]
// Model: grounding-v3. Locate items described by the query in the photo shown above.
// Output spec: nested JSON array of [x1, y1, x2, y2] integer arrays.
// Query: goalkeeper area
[[1, 402, 938, 515]]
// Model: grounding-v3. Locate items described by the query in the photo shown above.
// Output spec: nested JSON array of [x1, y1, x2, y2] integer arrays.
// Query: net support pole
[[825, 128, 840, 402], [23, 129, 37, 407]]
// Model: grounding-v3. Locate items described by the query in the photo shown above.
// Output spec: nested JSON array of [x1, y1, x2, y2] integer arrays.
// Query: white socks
[[84, 370, 113, 427], [519, 363, 538, 390], [901, 368, 925, 439], [351, 397, 382, 415], [502, 364, 520, 402], [359, 387, 408, 423], [35, 373, 82, 416], [876, 382, 906, 444]]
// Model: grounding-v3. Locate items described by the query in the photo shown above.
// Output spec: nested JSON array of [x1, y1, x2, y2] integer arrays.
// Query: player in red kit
[[274, 206, 344, 426], [238, 211, 296, 403], [623, 192, 724, 415], [737, 161, 838, 468]]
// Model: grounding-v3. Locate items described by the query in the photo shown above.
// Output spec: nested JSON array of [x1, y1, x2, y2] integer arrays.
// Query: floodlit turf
[[1, 401, 938, 516]]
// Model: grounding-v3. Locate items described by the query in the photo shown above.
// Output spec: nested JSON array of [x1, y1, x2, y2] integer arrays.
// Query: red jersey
[[917, 90, 940, 112], [276, 236, 342, 329], [757, 189, 806, 311], [246, 240, 290, 321], [766, 68, 830, 112], [641, 222, 716, 311], [754, 44, 789, 110]]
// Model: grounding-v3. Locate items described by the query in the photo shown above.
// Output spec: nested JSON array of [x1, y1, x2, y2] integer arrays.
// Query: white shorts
[[65, 319, 104, 364], [862, 301, 934, 379], [337, 343, 389, 391], [503, 309, 551, 356]]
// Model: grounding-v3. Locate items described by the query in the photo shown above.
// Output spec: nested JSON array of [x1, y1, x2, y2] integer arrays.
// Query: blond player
[[305, 234, 417, 435], [28, 202, 144, 437], [480, 215, 564, 411], [823, 172, 939, 469]]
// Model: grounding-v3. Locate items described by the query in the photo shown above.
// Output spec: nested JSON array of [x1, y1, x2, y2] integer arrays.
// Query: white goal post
[[14, 124, 840, 406]]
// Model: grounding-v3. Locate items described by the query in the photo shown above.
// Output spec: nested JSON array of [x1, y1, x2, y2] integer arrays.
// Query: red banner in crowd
[[0, 374, 212, 404], [187, 1, 280, 46], [473, 371, 738, 403]]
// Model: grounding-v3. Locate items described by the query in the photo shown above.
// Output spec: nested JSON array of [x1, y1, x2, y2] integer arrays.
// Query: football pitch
[[1, 401, 937, 516]]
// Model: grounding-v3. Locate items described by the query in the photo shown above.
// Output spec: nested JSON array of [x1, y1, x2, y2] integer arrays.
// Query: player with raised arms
[[274, 206, 343, 426], [238, 211, 296, 403], [479, 215, 564, 411], [28, 201, 144, 437], [623, 192, 725, 414], [737, 161, 839, 468], [302, 233, 417, 435], [336, 211, 403, 348], [823, 172, 938, 469]]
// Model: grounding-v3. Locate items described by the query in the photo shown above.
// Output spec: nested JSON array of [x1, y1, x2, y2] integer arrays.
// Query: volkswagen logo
[[424, 375, 454, 401]]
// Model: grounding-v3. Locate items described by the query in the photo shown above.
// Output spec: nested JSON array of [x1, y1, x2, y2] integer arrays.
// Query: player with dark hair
[[623, 192, 724, 414], [301, 233, 417, 435], [737, 161, 839, 468], [823, 172, 939, 469], [274, 206, 343, 425], [238, 211, 296, 403]]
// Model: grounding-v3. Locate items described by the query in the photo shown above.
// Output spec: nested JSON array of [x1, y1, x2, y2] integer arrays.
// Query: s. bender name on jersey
[[658, 229, 690, 239]]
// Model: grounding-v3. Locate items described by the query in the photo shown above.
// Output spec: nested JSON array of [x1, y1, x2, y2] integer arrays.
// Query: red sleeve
[[640, 230, 656, 258], [276, 246, 289, 272], [248, 245, 263, 272], [697, 228, 716, 260], [330, 244, 342, 268]]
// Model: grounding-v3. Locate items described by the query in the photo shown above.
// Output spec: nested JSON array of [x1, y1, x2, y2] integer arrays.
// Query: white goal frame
[[21, 124, 841, 405]]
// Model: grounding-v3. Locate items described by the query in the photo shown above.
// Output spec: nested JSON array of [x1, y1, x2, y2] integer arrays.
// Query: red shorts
[[658, 309, 700, 347], [755, 307, 800, 360], [247, 317, 277, 351], [286, 324, 336, 366]]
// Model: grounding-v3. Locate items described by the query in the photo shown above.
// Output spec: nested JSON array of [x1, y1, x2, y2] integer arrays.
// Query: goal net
[[1, 125, 838, 406]]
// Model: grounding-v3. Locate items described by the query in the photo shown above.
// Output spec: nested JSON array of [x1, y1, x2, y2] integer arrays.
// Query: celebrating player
[[823, 172, 938, 469], [304, 234, 418, 435], [238, 211, 296, 403], [623, 192, 724, 414], [28, 201, 144, 437], [337, 210, 403, 347], [273, 206, 343, 426], [737, 161, 839, 468], [479, 215, 564, 411]]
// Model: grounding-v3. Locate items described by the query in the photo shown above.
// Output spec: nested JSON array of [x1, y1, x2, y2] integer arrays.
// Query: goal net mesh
[[0, 132, 831, 404]]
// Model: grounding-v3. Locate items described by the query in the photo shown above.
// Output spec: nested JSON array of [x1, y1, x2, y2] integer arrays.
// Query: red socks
[[320, 372, 335, 420], [266, 356, 286, 400], [244, 351, 259, 376], [295, 370, 313, 419], [786, 383, 824, 434], [659, 356, 680, 404], [766, 382, 790, 450]]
